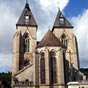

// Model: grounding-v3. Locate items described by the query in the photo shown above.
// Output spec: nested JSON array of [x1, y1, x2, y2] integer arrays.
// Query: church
[[12, 1, 83, 88]]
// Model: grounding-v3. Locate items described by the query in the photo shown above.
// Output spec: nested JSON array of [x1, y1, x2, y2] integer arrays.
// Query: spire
[[26, 0, 28, 4], [52, 9, 73, 31], [57, 1, 60, 11], [16, 1, 37, 27]]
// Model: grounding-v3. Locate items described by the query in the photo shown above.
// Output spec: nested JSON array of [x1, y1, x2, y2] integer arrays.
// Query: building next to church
[[12, 1, 84, 88]]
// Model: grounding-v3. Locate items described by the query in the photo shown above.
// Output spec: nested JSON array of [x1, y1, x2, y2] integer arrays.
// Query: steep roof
[[37, 30, 62, 48], [16, 3, 37, 27], [52, 10, 73, 31]]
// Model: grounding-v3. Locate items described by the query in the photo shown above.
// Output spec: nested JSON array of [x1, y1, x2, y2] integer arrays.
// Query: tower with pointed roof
[[12, 1, 38, 87], [52, 9, 80, 82], [12, 1, 83, 88]]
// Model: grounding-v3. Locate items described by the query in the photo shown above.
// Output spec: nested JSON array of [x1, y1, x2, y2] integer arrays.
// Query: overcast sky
[[0, 0, 88, 72]]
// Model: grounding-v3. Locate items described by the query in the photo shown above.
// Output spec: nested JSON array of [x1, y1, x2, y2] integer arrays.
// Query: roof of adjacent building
[[16, 3, 37, 27], [52, 10, 73, 31], [37, 30, 63, 48]]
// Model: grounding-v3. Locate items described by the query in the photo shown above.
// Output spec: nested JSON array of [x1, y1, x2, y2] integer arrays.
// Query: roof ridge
[[37, 30, 62, 48]]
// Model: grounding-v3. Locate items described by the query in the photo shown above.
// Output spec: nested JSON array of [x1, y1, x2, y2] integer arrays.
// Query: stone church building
[[12, 1, 83, 88]]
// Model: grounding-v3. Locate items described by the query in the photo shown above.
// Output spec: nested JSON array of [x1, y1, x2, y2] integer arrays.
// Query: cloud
[[71, 9, 88, 68], [0, 1, 18, 72], [0, 54, 12, 72], [38, 0, 69, 11], [0, 3, 18, 54], [35, 0, 70, 40]]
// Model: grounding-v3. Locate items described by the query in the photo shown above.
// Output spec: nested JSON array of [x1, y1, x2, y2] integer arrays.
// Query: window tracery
[[23, 33, 29, 52], [40, 52, 46, 84], [49, 51, 57, 84], [61, 34, 67, 48]]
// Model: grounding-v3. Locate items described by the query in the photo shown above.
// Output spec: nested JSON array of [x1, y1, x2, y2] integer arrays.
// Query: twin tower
[[12, 2, 82, 88]]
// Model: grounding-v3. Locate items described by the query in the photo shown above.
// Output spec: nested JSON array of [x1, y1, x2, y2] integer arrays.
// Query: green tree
[[0, 72, 12, 85]]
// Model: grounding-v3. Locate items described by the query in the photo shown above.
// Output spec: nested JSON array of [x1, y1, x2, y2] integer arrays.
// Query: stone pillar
[[45, 48, 50, 85], [57, 49, 65, 88], [12, 33, 20, 76], [72, 35, 79, 70], [33, 52, 39, 88]]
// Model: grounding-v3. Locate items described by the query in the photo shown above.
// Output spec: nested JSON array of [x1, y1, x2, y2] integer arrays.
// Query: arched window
[[40, 52, 46, 84], [23, 33, 29, 52], [61, 34, 67, 48], [49, 51, 57, 84]]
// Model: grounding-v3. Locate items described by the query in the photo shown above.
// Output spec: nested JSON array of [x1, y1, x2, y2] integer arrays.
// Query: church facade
[[12, 1, 83, 88]]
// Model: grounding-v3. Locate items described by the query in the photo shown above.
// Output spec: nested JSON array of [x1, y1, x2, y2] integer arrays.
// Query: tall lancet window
[[23, 33, 29, 52], [50, 51, 57, 84], [40, 52, 46, 84], [61, 34, 67, 48]]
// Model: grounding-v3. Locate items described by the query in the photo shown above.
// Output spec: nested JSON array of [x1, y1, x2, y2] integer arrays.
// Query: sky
[[0, 0, 88, 72]]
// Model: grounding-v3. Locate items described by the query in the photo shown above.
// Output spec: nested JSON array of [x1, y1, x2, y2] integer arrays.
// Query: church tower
[[12, 1, 82, 88], [52, 9, 80, 82], [12, 0, 37, 81]]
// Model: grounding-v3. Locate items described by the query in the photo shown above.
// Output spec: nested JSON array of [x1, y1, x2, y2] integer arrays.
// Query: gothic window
[[49, 51, 57, 84], [24, 59, 29, 66], [59, 17, 65, 26], [23, 33, 29, 52], [40, 52, 46, 84], [61, 34, 67, 48]]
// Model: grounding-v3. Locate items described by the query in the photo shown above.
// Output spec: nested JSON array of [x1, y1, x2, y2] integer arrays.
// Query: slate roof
[[16, 3, 37, 27], [37, 30, 63, 48], [52, 10, 73, 31]]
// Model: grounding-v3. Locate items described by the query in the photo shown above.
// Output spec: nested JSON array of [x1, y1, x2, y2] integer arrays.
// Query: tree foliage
[[80, 68, 88, 78], [0, 72, 11, 85]]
